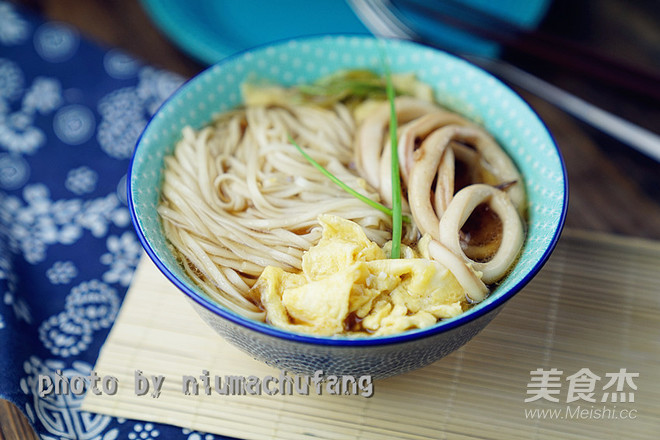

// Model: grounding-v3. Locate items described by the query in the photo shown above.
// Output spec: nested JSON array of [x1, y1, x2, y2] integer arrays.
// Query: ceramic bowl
[[128, 35, 567, 379]]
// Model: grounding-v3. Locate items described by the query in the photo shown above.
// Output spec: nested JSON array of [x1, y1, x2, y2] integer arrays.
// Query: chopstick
[[394, 0, 660, 102], [468, 55, 660, 163], [348, 0, 660, 163]]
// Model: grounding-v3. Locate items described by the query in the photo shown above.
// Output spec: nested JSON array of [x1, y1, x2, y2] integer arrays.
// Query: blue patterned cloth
[[0, 2, 230, 439]]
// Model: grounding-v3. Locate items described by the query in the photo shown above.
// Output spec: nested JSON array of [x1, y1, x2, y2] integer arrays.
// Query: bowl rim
[[128, 34, 568, 347]]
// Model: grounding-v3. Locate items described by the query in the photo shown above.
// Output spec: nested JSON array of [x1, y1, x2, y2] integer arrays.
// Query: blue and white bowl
[[128, 35, 567, 379]]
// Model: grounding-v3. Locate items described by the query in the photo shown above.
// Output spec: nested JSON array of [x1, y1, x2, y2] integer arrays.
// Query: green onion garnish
[[296, 69, 390, 103], [383, 53, 403, 259], [289, 135, 410, 223]]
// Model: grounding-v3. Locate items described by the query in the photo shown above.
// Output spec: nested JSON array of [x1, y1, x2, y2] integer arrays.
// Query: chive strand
[[289, 136, 410, 223], [384, 54, 403, 259]]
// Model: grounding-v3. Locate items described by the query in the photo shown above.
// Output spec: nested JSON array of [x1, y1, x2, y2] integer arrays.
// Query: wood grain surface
[[2, 0, 659, 438]]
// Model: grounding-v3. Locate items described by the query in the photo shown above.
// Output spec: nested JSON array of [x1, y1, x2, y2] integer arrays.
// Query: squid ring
[[354, 96, 438, 190], [427, 239, 489, 302], [378, 112, 470, 207], [438, 184, 524, 284], [408, 125, 480, 241]]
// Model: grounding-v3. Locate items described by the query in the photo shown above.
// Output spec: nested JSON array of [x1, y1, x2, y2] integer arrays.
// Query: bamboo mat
[[82, 229, 660, 439]]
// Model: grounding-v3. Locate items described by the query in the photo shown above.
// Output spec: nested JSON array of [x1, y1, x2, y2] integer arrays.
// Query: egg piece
[[368, 259, 465, 317], [253, 266, 306, 331], [282, 263, 370, 335], [302, 214, 385, 280], [361, 259, 465, 334], [365, 304, 438, 336], [252, 215, 469, 336]]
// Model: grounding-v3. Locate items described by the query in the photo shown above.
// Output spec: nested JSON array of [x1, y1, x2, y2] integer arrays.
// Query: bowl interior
[[129, 35, 566, 342]]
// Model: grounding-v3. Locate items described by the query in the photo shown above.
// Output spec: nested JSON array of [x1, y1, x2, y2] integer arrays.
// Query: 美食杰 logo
[[523, 368, 639, 421]]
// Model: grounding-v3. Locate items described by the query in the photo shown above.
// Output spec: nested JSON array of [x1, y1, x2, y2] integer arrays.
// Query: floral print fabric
[[0, 3, 226, 439]]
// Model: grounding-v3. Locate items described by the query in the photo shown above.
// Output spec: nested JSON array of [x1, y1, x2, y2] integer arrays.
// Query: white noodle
[[161, 92, 527, 327], [159, 103, 396, 321]]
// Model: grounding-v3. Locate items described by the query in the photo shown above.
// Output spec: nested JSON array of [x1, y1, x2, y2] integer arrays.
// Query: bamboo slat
[[82, 229, 660, 439]]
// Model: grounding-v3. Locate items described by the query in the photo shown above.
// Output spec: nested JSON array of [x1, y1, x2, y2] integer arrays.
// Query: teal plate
[[140, 0, 552, 64]]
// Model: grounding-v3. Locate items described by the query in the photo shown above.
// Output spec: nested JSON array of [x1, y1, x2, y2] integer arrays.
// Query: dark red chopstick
[[394, 0, 660, 102]]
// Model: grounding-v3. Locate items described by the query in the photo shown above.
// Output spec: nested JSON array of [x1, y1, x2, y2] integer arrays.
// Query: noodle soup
[[129, 36, 566, 377], [158, 69, 526, 337]]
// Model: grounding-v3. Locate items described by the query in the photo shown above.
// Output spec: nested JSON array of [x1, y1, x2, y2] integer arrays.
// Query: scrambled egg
[[251, 215, 468, 336]]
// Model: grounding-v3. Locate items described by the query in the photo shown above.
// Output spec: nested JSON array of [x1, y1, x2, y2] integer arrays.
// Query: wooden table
[[2, 0, 659, 438]]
